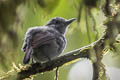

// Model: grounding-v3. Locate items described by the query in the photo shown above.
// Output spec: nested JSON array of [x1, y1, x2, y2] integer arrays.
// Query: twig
[[88, 9, 98, 40], [55, 67, 59, 80], [0, 16, 118, 79], [17, 26, 110, 80], [1, 4, 120, 80], [17, 45, 90, 80], [103, 0, 111, 16], [85, 7, 91, 43]]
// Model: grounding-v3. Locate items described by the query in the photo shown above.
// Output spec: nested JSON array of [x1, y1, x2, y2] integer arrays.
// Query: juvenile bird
[[21, 17, 76, 64]]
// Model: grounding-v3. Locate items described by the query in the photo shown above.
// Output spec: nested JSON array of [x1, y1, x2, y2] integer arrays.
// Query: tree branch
[[17, 45, 89, 79], [17, 10, 120, 79], [17, 26, 110, 80], [0, 1, 120, 80], [0, 13, 119, 79]]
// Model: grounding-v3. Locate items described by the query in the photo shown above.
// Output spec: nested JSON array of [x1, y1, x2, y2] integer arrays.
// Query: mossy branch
[[17, 24, 110, 80], [17, 11, 120, 79], [0, 1, 120, 80], [0, 13, 119, 80]]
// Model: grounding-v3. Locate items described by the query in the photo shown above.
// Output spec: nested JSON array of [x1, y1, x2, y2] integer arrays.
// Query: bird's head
[[46, 17, 76, 34]]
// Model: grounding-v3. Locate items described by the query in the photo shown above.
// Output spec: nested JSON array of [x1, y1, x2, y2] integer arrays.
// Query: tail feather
[[23, 47, 33, 64]]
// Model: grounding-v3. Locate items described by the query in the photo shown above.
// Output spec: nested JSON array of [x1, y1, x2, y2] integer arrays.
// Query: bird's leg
[[32, 58, 34, 63], [31, 58, 36, 64], [43, 53, 52, 62], [46, 55, 51, 62]]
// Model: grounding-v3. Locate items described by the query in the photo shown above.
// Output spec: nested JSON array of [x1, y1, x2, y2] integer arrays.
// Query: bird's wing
[[22, 27, 36, 64], [22, 27, 57, 64], [21, 41, 27, 52], [23, 35, 33, 64], [23, 46, 33, 64], [32, 31, 56, 48]]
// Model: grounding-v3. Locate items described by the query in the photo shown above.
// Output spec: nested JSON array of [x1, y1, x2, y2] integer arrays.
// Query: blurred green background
[[0, 0, 120, 80]]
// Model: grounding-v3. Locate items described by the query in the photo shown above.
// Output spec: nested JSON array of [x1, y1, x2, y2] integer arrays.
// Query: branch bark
[[0, 14, 119, 79], [0, 1, 120, 80], [17, 26, 110, 80], [17, 11, 120, 79]]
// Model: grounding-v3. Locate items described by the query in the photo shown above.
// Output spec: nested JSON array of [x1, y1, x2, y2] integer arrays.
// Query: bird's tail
[[23, 46, 33, 64]]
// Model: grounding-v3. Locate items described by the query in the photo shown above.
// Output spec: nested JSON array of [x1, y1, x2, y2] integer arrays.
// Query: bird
[[21, 17, 76, 64]]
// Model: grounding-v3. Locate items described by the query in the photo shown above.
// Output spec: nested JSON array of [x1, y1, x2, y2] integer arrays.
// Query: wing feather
[[22, 27, 58, 64], [32, 31, 56, 48]]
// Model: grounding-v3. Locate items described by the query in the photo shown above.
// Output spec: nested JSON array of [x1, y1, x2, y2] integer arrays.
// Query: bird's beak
[[65, 18, 76, 25]]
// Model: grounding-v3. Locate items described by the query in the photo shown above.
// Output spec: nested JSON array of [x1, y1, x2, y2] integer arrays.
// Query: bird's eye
[[55, 21, 59, 24]]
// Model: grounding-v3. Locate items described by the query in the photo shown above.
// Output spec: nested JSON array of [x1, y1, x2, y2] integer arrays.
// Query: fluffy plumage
[[21, 17, 76, 64]]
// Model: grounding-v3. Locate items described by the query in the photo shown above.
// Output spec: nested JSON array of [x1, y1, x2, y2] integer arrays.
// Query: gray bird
[[21, 17, 76, 64]]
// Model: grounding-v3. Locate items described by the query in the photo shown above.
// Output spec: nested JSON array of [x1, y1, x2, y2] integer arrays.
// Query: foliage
[[0, 0, 120, 80]]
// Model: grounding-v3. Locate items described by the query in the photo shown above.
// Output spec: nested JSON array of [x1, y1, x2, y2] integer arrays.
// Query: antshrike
[[21, 17, 76, 64]]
